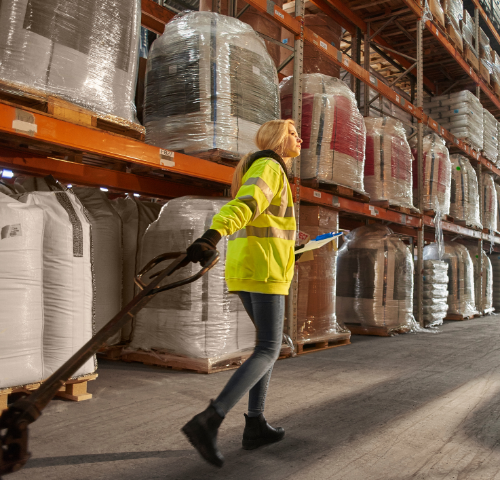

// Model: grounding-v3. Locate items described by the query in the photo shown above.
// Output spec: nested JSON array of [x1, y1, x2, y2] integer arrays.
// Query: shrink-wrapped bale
[[280, 74, 366, 194], [449, 154, 482, 229], [481, 172, 498, 232], [336, 224, 414, 334], [19, 191, 96, 378], [297, 206, 347, 343], [424, 90, 483, 151], [0, 0, 141, 123], [488, 253, 500, 310], [144, 12, 280, 160], [467, 245, 494, 314], [0, 193, 44, 388], [417, 251, 449, 327], [73, 188, 123, 346], [111, 196, 161, 341], [130, 197, 256, 359], [443, 241, 477, 317], [411, 133, 452, 215], [364, 117, 413, 209], [483, 108, 498, 163]]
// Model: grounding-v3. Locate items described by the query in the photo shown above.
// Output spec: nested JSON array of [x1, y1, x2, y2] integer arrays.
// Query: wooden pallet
[[464, 46, 480, 73], [301, 179, 370, 203], [344, 323, 411, 337], [0, 79, 145, 141], [97, 344, 126, 361], [453, 219, 482, 230], [370, 200, 417, 215], [444, 313, 475, 321], [192, 148, 241, 167], [296, 332, 351, 355], [0, 373, 98, 412], [121, 344, 293, 374], [424, 210, 454, 223]]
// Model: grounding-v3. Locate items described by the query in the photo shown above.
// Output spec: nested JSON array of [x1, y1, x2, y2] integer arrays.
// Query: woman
[[181, 119, 302, 467]]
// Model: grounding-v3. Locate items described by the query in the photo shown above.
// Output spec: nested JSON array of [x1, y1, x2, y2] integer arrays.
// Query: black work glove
[[186, 229, 222, 266], [295, 245, 305, 261]]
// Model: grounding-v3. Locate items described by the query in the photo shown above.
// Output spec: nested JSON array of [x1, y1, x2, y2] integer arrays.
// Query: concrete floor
[[8, 315, 500, 480]]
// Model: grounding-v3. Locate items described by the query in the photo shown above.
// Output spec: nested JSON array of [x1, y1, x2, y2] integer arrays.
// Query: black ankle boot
[[182, 401, 225, 467], [242, 413, 285, 450]]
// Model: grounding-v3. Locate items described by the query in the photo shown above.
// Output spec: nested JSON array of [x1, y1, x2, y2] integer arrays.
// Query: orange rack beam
[[141, 0, 175, 35]]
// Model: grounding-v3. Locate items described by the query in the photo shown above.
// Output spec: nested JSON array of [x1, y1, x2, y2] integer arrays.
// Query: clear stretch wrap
[[481, 172, 498, 232], [0, 0, 141, 123], [0, 193, 44, 388], [461, 9, 474, 48], [483, 108, 498, 163], [280, 74, 366, 194], [412, 133, 452, 215], [144, 12, 280, 160], [449, 154, 482, 229], [496, 183, 500, 230], [480, 27, 492, 61], [425, 0, 445, 27], [488, 253, 500, 310], [18, 191, 96, 378], [364, 117, 414, 209], [424, 90, 483, 151], [73, 188, 123, 346], [336, 224, 415, 334], [297, 206, 348, 343], [467, 245, 494, 314], [498, 121, 500, 166], [443, 241, 477, 317], [130, 197, 256, 359], [111, 197, 161, 341], [443, 0, 463, 51], [418, 252, 449, 327], [492, 50, 500, 85]]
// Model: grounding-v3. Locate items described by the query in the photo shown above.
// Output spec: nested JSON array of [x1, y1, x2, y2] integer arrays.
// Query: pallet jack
[[0, 251, 219, 477]]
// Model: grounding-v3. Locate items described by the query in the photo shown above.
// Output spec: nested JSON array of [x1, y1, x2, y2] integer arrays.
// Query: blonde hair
[[231, 119, 295, 198]]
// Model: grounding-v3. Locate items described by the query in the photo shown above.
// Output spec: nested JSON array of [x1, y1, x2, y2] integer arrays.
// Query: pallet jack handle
[[0, 250, 219, 477]]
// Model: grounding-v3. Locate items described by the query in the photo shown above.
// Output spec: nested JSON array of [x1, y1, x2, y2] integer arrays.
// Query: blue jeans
[[212, 292, 285, 417]]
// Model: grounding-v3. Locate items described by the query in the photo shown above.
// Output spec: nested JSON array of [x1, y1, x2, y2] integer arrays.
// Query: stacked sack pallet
[[483, 108, 498, 164], [280, 74, 366, 195], [336, 224, 415, 336], [443, 242, 478, 318], [144, 12, 280, 161], [363, 117, 414, 210], [488, 253, 500, 311], [449, 154, 482, 229], [424, 90, 483, 152], [443, 0, 463, 52], [127, 197, 257, 372], [296, 206, 350, 352], [411, 133, 452, 215], [419, 244, 449, 327], [481, 172, 498, 232], [467, 245, 494, 315], [0, 0, 141, 123]]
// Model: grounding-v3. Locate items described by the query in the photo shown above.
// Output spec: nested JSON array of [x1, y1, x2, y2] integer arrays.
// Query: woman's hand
[[186, 229, 222, 266]]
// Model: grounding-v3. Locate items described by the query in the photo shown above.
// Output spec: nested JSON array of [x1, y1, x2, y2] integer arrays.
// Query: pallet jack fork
[[0, 251, 219, 477]]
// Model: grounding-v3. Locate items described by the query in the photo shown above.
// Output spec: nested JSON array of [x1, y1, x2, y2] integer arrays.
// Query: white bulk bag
[[481, 172, 498, 232], [0, 193, 44, 388], [488, 253, 500, 310], [130, 197, 256, 359], [280, 74, 366, 194], [336, 224, 414, 332], [467, 245, 494, 314], [363, 116, 413, 209], [145, 12, 280, 159], [19, 191, 95, 378]]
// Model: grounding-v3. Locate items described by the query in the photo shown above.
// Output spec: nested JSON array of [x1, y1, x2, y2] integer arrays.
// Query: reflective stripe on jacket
[[210, 156, 296, 295]]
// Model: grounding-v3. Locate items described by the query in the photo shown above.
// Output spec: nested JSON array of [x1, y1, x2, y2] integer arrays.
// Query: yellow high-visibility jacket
[[210, 151, 296, 295]]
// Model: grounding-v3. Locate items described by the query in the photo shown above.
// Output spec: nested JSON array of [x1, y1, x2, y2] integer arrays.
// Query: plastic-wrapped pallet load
[[467, 245, 494, 314], [411, 133, 452, 215], [130, 197, 256, 359], [336, 224, 415, 335], [496, 183, 500, 228], [483, 108, 498, 163], [443, 241, 477, 317], [481, 172, 498, 232], [0, 193, 44, 388], [364, 117, 414, 209], [297, 206, 348, 344], [461, 8, 474, 48], [479, 27, 494, 81], [488, 253, 500, 310], [449, 154, 482, 229], [18, 190, 96, 378], [0, 0, 141, 123], [72, 188, 123, 346], [111, 196, 162, 341], [419, 246, 449, 327], [280, 74, 366, 194], [443, 0, 463, 52], [144, 12, 280, 160], [424, 90, 483, 151]]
